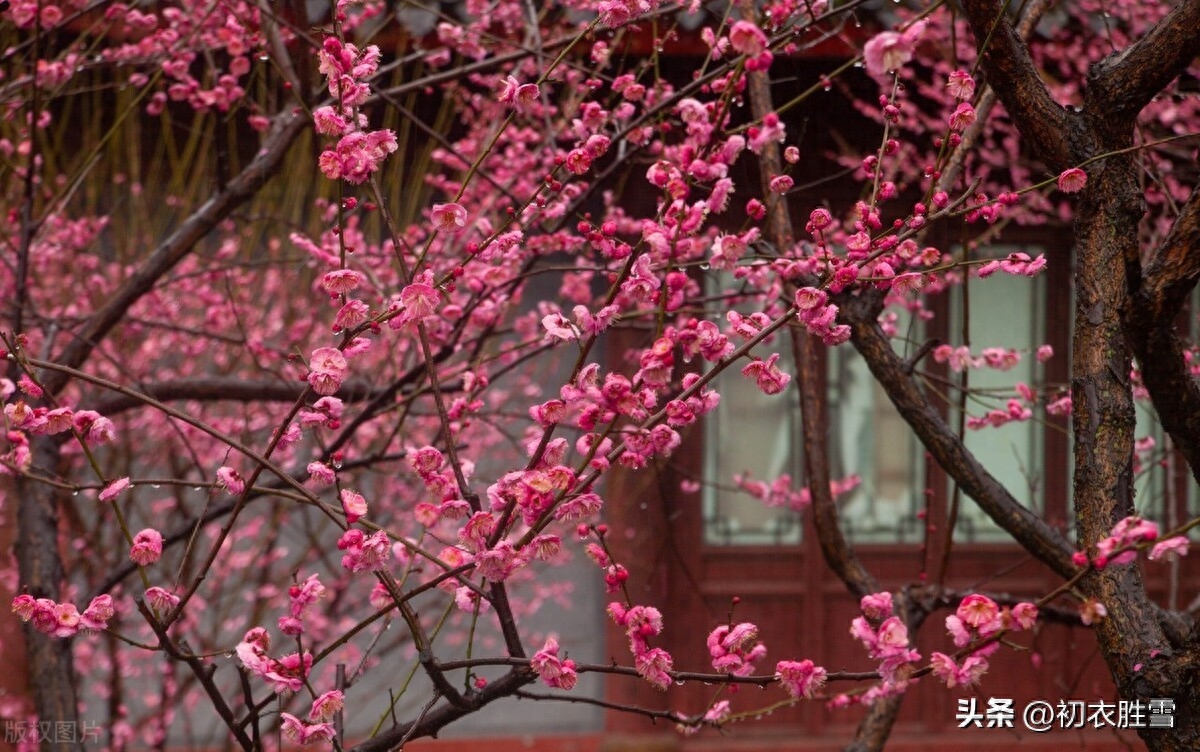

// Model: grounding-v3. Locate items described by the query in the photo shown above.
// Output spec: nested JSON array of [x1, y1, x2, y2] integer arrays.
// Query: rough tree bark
[[895, 0, 1200, 747], [13, 109, 307, 746]]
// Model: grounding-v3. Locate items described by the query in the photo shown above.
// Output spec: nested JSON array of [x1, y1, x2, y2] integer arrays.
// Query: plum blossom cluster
[[530, 637, 578, 689], [336, 528, 391, 573], [1, 402, 117, 476], [11, 594, 114, 638], [1074, 516, 1190, 570], [977, 251, 1048, 278], [934, 594, 1037, 688], [7, 0, 1196, 745], [408, 446, 471, 527], [235, 627, 316, 694], [849, 593, 922, 700], [595, 0, 664, 29], [279, 574, 327, 635], [582, 528, 628, 593], [734, 472, 861, 511], [794, 287, 851, 346], [543, 361, 693, 470], [707, 622, 766, 676], [965, 398, 1031, 430], [541, 303, 620, 343], [278, 689, 343, 744], [933, 344, 1053, 373], [314, 38, 397, 184], [3, 402, 112, 440], [609, 602, 673, 690], [451, 477, 566, 584]]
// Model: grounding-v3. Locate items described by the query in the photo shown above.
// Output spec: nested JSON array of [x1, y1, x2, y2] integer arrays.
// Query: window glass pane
[[703, 339, 804, 545], [949, 270, 1045, 541], [830, 327, 924, 543], [1134, 403, 1173, 520], [701, 261, 1048, 546], [702, 305, 924, 546]]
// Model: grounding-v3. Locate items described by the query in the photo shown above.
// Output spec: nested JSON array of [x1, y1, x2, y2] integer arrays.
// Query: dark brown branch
[[1138, 184, 1200, 321], [842, 298, 1075, 577], [90, 377, 381, 416], [793, 326, 878, 600], [959, 0, 1072, 170], [1127, 185, 1200, 483], [741, 13, 887, 746], [137, 600, 255, 751], [347, 668, 536, 752], [740, 0, 877, 600], [1085, 0, 1200, 123], [41, 108, 308, 395]]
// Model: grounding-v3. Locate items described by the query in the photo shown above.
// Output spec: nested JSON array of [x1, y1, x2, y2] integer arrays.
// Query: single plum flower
[[431, 202, 467, 233], [1057, 167, 1087, 193], [130, 528, 164, 566], [99, 477, 131, 502]]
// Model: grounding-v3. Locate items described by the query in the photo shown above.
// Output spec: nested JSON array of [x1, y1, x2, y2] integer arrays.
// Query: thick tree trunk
[[1071, 142, 1200, 752], [15, 439, 82, 752], [954, 1, 1200, 746]]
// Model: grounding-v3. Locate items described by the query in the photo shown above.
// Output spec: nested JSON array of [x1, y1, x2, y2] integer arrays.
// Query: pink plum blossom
[[216, 466, 246, 495], [742, 353, 791, 395], [776, 659, 827, 699], [81, 595, 114, 631], [280, 713, 335, 745], [1057, 167, 1088, 193], [1149, 536, 1189, 561], [728, 21, 769, 56], [310, 690, 344, 722], [947, 70, 975, 99], [318, 130, 398, 184], [129, 528, 164, 566], [431, 202, 467, 233], [498, 76, 540, 110], [530, 637, 579, 689], [99, 477, 131, 502], [308, 347, 349, 396], [340, 489, 368, 523], [863, 21, 926, 77], [145, 586, 180, 612]]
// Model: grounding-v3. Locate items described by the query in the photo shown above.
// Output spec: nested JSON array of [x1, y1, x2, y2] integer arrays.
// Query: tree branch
[[842, 299, 1075, 577], [739, 0, 878, 601], [40, 108, 308, 395], [137, 600, 255, 751], [959, 0, 1072, 170], [13, 439, 82, 752], [347, 669, 536, 752], [1085, 0, 1200, 123], [1137, 184, 1200, 320], [90, 376, 380, 416], [1127, 185, 1200, 483]]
